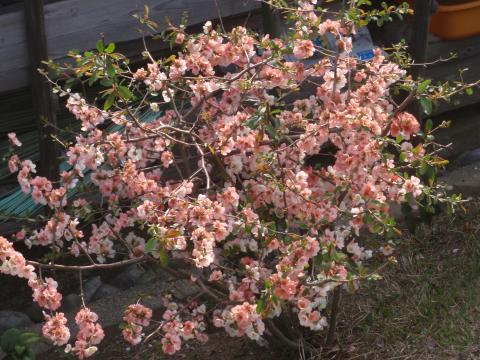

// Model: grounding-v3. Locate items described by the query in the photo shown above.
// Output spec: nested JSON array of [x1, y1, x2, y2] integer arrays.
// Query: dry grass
[[335, 199, 480, 359]]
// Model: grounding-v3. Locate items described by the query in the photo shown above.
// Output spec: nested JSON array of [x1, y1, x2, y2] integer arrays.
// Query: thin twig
[[194, 141, 211, 189], [27, 255, 148, 271], [213, 0, 226, 33], [79, 270, 86, 307]]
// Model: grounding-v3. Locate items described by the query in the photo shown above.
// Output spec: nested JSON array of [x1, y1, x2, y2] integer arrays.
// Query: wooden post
[[24, 0, 58, 179], [410, 0, 433, 122]]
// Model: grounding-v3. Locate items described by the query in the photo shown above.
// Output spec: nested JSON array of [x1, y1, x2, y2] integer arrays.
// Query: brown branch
[[27, 255, 148, 271], [194, 141, 211, 189], [265, 319, 316, 353], [381, 89, 417, 137], [393, 89, 417, 117], [143, 290, 207, 345], [324, 286, 341, 349]]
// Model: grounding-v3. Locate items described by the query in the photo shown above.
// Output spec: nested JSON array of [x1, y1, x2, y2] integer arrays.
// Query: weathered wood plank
[[24, 0, 58, 179], [0, 0, 260, 93], [426, 34, 480, 115], [409, 0, 432, 122]]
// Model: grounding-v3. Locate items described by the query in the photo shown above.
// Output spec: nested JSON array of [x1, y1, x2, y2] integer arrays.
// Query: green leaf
[[19, 333, 40, 346], [106, 61, 116, 78], [145, 238, 156, 252], [332, 251, 347, 262], [1, 328, 21, 350], [425, 118, 433, 132], [14, 344, 26, 355], [100, 79, 113, 87], [419, 98, 432, 115], [96, 39, 104, 53], [466, 87, 474, 96], [266, 123, 276, 138], [417, 79, 431, 93], [87, 71, 98, 86], [363, 213, 373, 224], [245, 114, 261, 129], [103, 93, 115, 110], [256, 298, 266, 314], [117, 85, 133, 100], [158, 248, 169, 267], [105, 42, 116, 54]]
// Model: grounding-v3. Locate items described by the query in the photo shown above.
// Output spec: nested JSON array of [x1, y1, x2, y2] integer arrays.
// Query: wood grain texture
[[426, 34, 480, 115], [0, 0, 259, 93], [24, 0, 59, 178]]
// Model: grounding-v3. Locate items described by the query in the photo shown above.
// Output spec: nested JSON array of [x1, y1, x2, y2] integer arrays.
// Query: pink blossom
[[8, 154, 20, 173], [122, 323, 142, 346], [8, 132, 22, 147], [390, 112, 420, 140], [175, 32, 185, 44], [161, 333, 182, 355], [208, 270, 223, 282], [42, 312, 70, 346], [293, 39, 315, 59], [73, 308, 104, 359], [123, 304, 152, 327], [29, 277, 63, 311]]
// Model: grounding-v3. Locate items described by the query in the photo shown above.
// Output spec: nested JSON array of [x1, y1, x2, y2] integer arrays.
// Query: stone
[[61, 293, 82, 313], [439, 162, 480, 196], [456, 148, 480, 167], [23, 304, 44, 323], [0, 311, 33, 334], [110, 264, 145, 290], [83, 276, 102, 302], [138, 269, 160, 285], [171, 279, 199, 300], [91, 284, 120, 301]]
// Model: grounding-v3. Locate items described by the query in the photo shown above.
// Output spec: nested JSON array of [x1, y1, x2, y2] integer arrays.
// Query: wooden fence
[[0, 0, 260, 94]]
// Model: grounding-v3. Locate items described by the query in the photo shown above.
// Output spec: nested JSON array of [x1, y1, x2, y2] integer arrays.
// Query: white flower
[[150, 102, 160, 112], [203, 21, 212, 34]]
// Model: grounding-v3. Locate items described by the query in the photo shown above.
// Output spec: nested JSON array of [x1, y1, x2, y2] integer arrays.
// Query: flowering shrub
[[0, 0, 472, 357]]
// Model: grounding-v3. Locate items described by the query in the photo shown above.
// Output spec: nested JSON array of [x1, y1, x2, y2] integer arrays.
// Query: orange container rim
[[437, 0, 480, 12]]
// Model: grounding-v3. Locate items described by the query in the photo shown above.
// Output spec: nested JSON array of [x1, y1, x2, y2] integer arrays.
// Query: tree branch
[[27, 255, 148, 271]]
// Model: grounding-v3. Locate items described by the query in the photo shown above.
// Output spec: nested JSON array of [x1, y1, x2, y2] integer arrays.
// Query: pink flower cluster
[[122, 303, 152, 346], [43, 312, 70, 346], [66, 93, 105, 131], [390, 112, 421, 140], [0, 236, 36, 279], [29, 277, 63, 311], [159, 299, 208, 355], [1, 237, 71, 350], [70, 308, 105, 359], [214, 302, 265, 340]]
